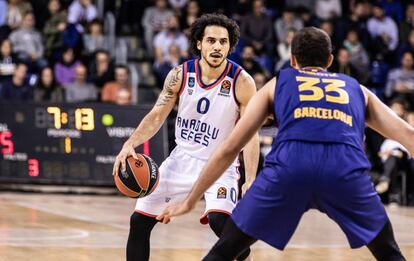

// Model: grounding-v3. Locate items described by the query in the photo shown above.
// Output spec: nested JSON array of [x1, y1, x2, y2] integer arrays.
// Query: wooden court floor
[[0, 192, 413, 261]]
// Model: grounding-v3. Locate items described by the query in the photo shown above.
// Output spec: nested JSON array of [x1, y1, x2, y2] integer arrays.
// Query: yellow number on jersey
[[296, 76, 324, 101], [295, 76, 349, 104], [322, 78, 349, 104]]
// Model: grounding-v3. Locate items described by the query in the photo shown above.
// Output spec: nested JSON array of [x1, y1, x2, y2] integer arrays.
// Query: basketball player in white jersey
[[112, 13, 259, 261]]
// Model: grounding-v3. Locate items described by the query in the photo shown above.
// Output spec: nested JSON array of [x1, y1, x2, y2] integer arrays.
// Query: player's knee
[[130, 212, 156, 234], [208, 212, 229, 237]]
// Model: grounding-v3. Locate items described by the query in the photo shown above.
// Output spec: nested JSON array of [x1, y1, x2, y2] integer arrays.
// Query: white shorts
[[135, 147, 240, 224]]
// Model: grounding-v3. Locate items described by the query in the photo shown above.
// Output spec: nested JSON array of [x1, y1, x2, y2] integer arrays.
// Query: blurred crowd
[[0, 0, 414, 205], [0, 0, 132, 105]]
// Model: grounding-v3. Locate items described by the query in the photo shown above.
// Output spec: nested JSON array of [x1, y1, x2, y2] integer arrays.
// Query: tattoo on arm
[[155, 66, 182, 106]]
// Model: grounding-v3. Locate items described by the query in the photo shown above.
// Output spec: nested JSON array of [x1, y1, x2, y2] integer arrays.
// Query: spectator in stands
[[114, 87, 132, 106], [296, 6, 319, 27], [154, 44, 183, 88], [253, 72, 266, 90], [9, 12, 47, 69], [315, 0, 342, 20], [83, 19, 110, 56], [0, 39, 17, 82], [6, 0, 32, 30], [0, 0, 7, 27], [385, 51, 414, 104], [330, 48, 358, 79], [370, 53, 390, 91], [398, 2, 414, 43], [88, 50, 114, 89], [381, 0, 403, 24], [153, 15, 188, 67], [43, 0, 67, 61], [101, 65, 131, 103], [67, 0, 97, 27], [54, 47, 81, 86], [319, 20, 341, 49], [142, 0, 174, 54], [284, 0, 315, 12], [375, 99, 409, 205], [168, 0, 188, 14], [239, 45, 265, 77], [367, 4, 398, 55], [240, 0, 273, 55], [343, 29, 370, 84], [276, 28, 295, 71], [34, 66, 64, 102], [0, 62, 32, 100], [228, 0, 251, 23], [334, 1, 373, 51], [64, 63, 96, 102], [397, 29, 414, 64], [180, 0, 200, 36], [274, 7, 303, 42]]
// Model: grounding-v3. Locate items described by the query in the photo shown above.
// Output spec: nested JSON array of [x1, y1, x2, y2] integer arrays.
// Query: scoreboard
[[0, 102, 168, 186]]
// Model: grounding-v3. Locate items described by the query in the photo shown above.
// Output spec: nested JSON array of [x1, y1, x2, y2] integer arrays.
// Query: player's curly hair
[[291, 27, 332, 68], [189, 13, 240, 57]]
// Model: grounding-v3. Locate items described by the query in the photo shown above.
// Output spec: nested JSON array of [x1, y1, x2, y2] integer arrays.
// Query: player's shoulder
[[163, 64, 185, 93], [223, 59, 247, 79]]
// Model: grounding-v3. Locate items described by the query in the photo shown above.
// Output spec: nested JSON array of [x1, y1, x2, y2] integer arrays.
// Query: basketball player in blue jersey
[[112, 14, 259, 261], [158, 27, 411, 260]]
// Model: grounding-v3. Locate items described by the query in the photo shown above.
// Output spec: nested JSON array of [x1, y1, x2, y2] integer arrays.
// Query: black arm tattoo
[[155, 66, 182, 107]]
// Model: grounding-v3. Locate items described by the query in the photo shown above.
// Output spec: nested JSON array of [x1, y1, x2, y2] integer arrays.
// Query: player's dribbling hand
[[112, 143, 139, 176], [156, 200, 195, 224]]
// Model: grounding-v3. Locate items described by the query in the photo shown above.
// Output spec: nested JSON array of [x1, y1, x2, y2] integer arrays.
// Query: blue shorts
[[232, 141, 388, 250]]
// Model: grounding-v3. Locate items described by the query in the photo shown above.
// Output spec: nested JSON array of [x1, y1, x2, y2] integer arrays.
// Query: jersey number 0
[[197, 97, 210, 114]]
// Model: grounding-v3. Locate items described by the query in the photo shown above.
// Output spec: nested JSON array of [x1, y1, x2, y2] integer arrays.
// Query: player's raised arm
[[157, 78, 276, 223], [112, 66, 182, 176], [235, 71, 260, 195], [364, 86, 414, 155]]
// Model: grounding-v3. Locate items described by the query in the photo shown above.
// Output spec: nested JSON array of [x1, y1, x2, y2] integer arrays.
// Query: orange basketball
[[114, 154, 160, 198]]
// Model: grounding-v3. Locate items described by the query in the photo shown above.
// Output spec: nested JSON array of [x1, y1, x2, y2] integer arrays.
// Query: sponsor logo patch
[[188, 89, 193, 95], [217, 187, 227, 199]]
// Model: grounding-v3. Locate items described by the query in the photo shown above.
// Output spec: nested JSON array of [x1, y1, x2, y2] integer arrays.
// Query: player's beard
[[202, 53, 226, 69]]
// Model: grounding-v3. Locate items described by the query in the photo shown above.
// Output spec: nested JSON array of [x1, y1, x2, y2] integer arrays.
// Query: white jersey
[[175, 59, 243, 161]]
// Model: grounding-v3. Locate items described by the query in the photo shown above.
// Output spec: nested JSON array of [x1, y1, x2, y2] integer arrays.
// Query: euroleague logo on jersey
[[217, 187, 227, 199], [219, 80, 231, 96]]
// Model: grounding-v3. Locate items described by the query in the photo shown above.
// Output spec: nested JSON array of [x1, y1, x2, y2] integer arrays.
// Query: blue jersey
[[273, 67, 366, 150], [231, 67, 387, 250]]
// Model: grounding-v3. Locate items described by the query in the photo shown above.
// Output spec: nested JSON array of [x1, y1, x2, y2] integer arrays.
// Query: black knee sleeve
[[208, 212, 229, 237], [204, 217, 256, 261], [367, 219, 406, 261], [208, 213, 251, 260], [127, 212, 158, 261]]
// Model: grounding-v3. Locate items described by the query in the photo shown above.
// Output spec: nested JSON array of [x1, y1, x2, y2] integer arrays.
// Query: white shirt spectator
[[68, 0, 98, 24], [367, 16, 399, 51], [169, 0, 189, 9], [0, 0, 7, 26], [153, 31, 188, 63], [315, 0, 342, 20], [379, 139, 409, 162]]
